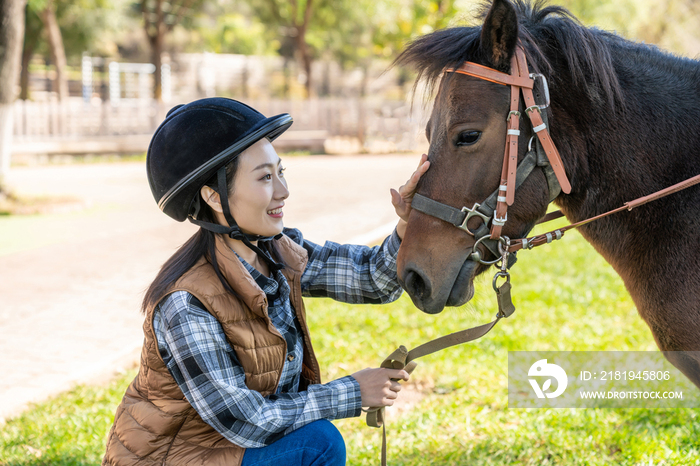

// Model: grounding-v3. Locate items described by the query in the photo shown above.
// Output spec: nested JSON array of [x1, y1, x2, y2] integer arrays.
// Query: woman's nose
[[275, 177, 289, 200]]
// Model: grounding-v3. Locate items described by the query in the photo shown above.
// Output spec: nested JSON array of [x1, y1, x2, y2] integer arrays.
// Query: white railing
[[12, 97, 429, 152]]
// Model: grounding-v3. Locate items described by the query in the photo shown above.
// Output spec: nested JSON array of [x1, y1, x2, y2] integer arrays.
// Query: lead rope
[[364, 246, 516, 466]]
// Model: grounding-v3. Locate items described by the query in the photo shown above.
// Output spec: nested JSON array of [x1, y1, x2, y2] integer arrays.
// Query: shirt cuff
[[385, 228, 402, 256], [326, 375, 363, 419]]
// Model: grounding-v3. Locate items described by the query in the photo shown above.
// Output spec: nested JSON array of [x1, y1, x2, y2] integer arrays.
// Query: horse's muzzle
[[400, 258, 479, 314]]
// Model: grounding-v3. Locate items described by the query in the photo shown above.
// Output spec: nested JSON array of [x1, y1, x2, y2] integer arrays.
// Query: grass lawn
[[1, 228, 699, 465]]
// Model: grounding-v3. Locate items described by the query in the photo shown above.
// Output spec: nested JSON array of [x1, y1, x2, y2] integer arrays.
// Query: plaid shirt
[[153, 228, 403, 448]]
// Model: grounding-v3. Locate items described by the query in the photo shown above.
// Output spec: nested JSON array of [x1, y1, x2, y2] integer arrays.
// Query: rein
[[510, 173, 700, 253], [365, 43, 700, 465]]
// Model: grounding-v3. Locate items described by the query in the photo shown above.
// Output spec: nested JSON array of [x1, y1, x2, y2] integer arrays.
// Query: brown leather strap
[[509, 173, 700, 253], [625, 173, 700, 210], [365, 317, 504, 466], [363, 346, 417, 466], [516, 50, 571, 195], [507, 50, 530, 205], [491, 51, 528, 239], [446, 62, 534, 88]]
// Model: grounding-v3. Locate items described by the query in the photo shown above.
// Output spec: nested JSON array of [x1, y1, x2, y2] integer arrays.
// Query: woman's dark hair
[[141, 157, 286, 314]]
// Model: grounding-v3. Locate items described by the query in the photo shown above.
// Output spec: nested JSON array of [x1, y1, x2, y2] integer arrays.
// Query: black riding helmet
[[147, 97, 293, 269]]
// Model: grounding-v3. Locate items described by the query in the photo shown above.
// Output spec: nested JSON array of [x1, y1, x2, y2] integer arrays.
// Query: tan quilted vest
[[103, 235, 321, 466]]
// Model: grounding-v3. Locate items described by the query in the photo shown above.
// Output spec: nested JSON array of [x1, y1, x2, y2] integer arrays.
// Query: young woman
[[102, 97, 429, 466]]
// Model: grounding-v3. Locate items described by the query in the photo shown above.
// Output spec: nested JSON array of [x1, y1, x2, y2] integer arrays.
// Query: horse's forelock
[[395, 0, 624, 109], [394, 26, 483, 100]]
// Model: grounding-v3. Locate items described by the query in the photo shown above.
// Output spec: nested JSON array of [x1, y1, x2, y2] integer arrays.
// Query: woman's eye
[[456, 131, 481, 146], [261, 174, 272, 181], [279, 167, 286, 176]]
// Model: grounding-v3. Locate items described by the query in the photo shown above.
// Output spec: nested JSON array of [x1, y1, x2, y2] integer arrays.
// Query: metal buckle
[[529, 73, 550, 109], [492, 213, 507, 227], [459, 203, 491, 236]]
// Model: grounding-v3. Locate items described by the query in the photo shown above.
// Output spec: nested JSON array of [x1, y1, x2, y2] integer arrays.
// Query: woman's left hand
[[391, 153, 430, 223]]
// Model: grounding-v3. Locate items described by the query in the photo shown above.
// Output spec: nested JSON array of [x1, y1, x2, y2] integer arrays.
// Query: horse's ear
[[480, 0, 519, 71]]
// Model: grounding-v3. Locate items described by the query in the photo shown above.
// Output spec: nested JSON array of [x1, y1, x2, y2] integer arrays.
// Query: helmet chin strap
[[189, 166, 284, 272]]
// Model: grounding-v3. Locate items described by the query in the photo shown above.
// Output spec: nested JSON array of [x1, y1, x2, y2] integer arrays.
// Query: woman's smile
[[267, 205, 284, 218]]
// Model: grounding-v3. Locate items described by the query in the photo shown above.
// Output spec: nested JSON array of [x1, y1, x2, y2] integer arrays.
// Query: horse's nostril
[[404, 268, 430, 300]]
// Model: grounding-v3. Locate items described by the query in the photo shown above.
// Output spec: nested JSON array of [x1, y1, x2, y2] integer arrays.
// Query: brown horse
[[396, 0, 700, 387]]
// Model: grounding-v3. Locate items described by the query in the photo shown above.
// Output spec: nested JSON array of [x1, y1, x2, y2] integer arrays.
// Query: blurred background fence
[[11, 97, 427, 155], [11, 95, 423, 141], [11, 52, 430, 157]]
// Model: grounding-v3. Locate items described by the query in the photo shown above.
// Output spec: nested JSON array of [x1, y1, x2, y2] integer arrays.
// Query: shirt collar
[[232, 249, 280, 297]]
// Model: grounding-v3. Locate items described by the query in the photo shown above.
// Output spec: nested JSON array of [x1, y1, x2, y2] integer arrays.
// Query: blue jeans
[[241, 420, 346, 466]]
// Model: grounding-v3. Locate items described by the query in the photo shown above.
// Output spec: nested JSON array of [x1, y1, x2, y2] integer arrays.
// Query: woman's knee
[[241, 420, 346, 466], [305, 420, 346, 466]]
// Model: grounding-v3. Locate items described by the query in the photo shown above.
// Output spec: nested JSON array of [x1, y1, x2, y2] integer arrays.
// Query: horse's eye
[[456, 131, 481, 146]]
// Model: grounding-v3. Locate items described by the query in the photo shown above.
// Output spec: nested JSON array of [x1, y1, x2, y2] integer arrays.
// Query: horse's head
[[397, 0, 560, 314]]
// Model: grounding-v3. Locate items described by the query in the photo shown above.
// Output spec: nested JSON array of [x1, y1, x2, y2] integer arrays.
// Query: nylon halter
[[411, 45, 571, 264]]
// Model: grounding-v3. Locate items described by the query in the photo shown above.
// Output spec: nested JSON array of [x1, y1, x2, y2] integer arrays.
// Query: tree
[[248, 0, 330, 98], [24, 0, 69, 101], [19, 3, 42, 100], [325, 0, 458, 97], [556, 0, 700, 56], [136, 0, 205, 101], [0, 0, 28, 185], [37, 0, 68, 100], [21, 0, 125, 100]]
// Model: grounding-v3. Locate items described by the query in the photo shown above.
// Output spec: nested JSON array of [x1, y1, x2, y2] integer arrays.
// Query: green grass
[[2, 229, 699, 465], [0, 368, 137, 466]]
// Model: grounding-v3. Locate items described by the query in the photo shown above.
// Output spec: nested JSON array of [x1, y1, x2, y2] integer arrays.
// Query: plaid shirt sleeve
[[283, 227, 404, 304], [153, 291, 362, 448]]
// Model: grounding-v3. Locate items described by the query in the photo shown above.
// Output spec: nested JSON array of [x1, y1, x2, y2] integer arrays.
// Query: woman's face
[[229, 138, 289, 237]]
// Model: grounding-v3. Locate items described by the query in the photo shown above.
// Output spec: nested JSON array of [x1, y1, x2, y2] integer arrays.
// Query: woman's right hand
[[390, 153, 430, 223], [351, 367, 410, 407]]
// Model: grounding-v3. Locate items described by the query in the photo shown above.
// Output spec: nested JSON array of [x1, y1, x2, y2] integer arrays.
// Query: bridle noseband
[[411, 44, 571, 266]]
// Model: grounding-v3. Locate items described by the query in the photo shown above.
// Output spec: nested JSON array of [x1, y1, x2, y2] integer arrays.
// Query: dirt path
[[0, 153, 421, 422]]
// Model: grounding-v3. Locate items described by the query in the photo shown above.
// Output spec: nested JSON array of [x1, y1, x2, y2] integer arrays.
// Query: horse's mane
[[395, 0, 625, 107]]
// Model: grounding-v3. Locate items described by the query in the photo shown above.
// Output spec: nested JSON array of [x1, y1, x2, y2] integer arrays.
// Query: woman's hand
[[391, 153, 430, 239], [351, 367, 410, 407]]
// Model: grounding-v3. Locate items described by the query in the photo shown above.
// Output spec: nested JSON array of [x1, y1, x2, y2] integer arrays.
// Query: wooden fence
[[11, 97, 429, 155]]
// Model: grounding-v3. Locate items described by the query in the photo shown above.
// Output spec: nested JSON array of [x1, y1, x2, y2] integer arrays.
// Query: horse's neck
[[554, 44, 700, 210], [550, 42, 700, 279]]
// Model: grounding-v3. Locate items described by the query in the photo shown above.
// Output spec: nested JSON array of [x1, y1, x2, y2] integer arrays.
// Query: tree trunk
[[294, 32, 313, 98], [292, 0, 314, 99], [20, 34, 37, 100], [144, 0, 165, 102], [149, 32, 164, 101], [39, 0, 68, 101], [20, 3, 39, 100], [0, 0, 28, 183]]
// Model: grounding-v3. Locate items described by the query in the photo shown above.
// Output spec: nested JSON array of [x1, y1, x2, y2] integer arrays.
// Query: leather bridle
[[410, 43, 700, 262], [411, 44, 571, 268]]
